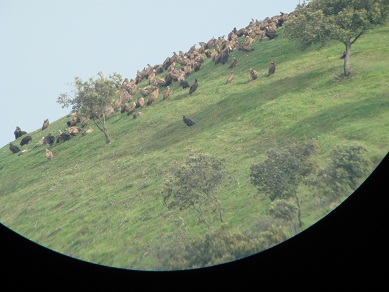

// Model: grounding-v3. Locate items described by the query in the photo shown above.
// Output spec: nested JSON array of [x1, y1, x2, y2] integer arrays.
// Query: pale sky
[[0, 0, 299, 148]]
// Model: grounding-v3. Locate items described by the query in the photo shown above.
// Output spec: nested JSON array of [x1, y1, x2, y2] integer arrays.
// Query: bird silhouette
[[183, 115, 195, 126]]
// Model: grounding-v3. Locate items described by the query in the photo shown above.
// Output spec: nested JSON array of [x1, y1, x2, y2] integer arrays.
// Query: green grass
[[1, 22, 389, 270]]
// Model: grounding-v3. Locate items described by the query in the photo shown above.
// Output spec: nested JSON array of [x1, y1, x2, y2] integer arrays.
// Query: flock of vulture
[[8, 11, 293, 160]]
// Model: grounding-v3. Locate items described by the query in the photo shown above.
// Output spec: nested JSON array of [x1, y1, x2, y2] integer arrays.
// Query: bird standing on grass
[[189, 79, 198, 94], [268, 61, 276, 76], [226, 72, 234, 84], [249, 68, 258, 80], [46, 148, 53, 160], [9, 143, 20, 154], [183, 115, 195, 127]]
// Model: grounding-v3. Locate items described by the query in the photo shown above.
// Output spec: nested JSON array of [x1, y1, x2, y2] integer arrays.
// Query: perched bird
[[14, 126, 27, 139], [20, 135, 32, 146], [9, 143, 20, 154], [18, 148, 30, 156], [340, 51, 346, 59], [229, 56, 237, 68], [81, 127, 94, 136], [268, 61, 276, 76], [189, 79, 198, 94], [179, 78, 190, 89], [183, 115, 195, 127], [41, 119, 49, 130], [163, 86, 172, 100], [249, 68, 258, 80], [133, 112, 143, 119], [56, 130, 71, 142], [34, 137, 45, 148], [45, 148, 53, 160], [226, 72, 234, 84]]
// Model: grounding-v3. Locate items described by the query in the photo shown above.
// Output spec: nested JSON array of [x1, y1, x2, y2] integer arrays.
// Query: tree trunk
[[343, 41, 352, 77], [295, 195, 302, 228]]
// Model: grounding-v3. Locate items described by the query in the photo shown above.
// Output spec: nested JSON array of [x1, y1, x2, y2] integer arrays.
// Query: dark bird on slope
[[20, 135, 32, 146], [221, 49, 229, 65], [265, 28, 277, 39], [340, 51, 346, 59], [189, 79, 198, 94], [249, 68, 258, 80], [56, 130, 71, 143], [268, 61, 276, 76], [14, 126, 27, 139], [44, 133, 55, 147], [179, 77, 190, 89], [226, 72, 234, 84], [9, 143, 20, 154], [183, 115, 195, 127]]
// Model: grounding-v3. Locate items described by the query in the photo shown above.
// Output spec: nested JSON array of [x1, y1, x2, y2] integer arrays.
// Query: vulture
[[165, 72, 173, 86], [18, 148, 30, 156], [126, 102, 137, 116], [147, 86, 159, 106], [56, 130, 71, 143], [45, 148, 53, 160], [136, 97, 145, 108], [221, 49, 229, 65], [268, 61, 276, 76], [148, 69, 156, 85], [82, 127, 94, 136], [249, 68, 258, 80], [42, 119, 49, 130], [133, 112, 143, 119], [9, 143, 20, 154], [179, 78, 190, 89], [194, 62, 202, 72], [226, 72, 234, 84], [34, 137, 45, 148], [20, 135, 32, 146], [139, 87, 151, 97], [14, 127, 27, 139], [189, 79, 198, 94], [183, 115, 195, 127], [265, 28, 277, 39], [229, 56, 237, 68], [44, 133, 55, 147], [163, 86, 172, 100]]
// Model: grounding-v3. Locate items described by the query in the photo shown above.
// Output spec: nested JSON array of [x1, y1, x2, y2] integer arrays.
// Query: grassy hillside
[[1, 21, 388, 270]]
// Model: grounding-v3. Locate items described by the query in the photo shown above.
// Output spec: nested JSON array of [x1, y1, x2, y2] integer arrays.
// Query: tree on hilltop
[[57, 72, 122, 144], [285, 0, 389, 76]]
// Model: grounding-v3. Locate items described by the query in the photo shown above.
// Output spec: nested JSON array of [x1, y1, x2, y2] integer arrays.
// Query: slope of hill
[[1, 19, 388, 270]]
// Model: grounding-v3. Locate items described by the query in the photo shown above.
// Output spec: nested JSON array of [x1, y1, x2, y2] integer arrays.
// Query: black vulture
[[20, 135, 32, 146], [179, 78, 190, 89], [44, 133, 55, 147], [183, 115, 195, 127], [268, 61, 276, 76], [9, 143, 20, 154], [14, 127, 27, 139], [221, 49, 229, 65], [189, 79, 198, 94]]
